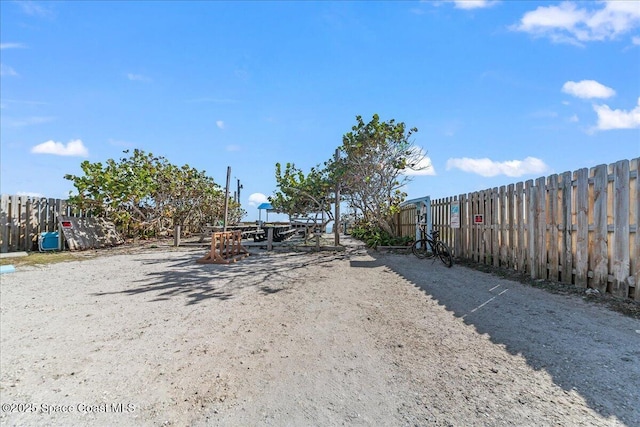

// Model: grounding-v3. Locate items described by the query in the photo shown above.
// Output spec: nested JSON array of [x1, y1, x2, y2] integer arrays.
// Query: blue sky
[[1, 0, 639, 222]]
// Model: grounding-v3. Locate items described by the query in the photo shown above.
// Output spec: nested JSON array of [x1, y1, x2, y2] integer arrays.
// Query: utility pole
[[334, 149, 341, 246], [223, 166, 231, 232], [237, 179, 242, 204]]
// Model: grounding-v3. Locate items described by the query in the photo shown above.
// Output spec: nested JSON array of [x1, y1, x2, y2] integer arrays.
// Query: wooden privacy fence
[[0, 195, 94, 253], [423, 158, 638, 301]]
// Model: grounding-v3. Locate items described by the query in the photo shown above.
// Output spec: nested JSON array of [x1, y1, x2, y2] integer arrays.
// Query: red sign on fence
[[473, 214, 484, 225]]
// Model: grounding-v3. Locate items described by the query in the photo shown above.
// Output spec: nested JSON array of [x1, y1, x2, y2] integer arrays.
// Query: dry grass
[[0, 251, 96, 267]]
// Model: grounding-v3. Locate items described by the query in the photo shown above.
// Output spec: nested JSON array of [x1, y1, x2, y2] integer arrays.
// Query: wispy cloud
[[562, 80, 615, 99], [3, 116, 54, 127], [446, 156, 549, 177], [216, 120, 225, 129], [19, 1, 55, 18], [127, 73, 151, 82], [226, 144, 241, 152], [633, 36, 640, 45], [593, 97, 640, 131], [0, 64, 19, 77], [569, 114, 579, 123], [512, 1, 640, 46], [0, 43, 27, 50], [248, 193, 268, 207], [31, 139, 89, 157]]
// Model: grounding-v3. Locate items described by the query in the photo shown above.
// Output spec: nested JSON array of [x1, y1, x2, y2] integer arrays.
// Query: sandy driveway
[[1, 239, 638, 426]]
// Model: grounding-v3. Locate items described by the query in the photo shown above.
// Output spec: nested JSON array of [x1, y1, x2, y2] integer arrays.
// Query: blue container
[[39, 232, 60, 251], [0, 265, 16, 274]]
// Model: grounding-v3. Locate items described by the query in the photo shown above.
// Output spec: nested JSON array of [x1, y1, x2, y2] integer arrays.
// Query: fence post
[[591, 164, 609, 292], [612, 160, 630, 298]]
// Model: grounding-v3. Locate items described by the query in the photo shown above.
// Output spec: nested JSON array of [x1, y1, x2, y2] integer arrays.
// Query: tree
[[337, 114, 427, 236], [64, 149, 240, 238], [270, 162, 335, 234]]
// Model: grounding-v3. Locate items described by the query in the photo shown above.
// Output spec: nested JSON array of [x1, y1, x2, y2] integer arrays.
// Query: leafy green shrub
[[350, 221, 412, 248]]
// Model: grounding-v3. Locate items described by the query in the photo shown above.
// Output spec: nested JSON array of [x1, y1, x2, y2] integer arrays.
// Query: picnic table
[[253, 225, 297, 242]]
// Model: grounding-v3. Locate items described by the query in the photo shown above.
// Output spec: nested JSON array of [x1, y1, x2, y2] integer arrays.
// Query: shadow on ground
[[368, 250, 639, 426], [93, 248, 346, 306]]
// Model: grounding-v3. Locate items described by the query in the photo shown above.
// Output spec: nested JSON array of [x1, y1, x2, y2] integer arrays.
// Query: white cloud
[[127, 73, 151, 82], [512, 1, 640, 45], [248, 193, 269, 207], [569, 114, 579, 123], [404, 147, 436, 176], [31, 139, 89, 157], [450, 0, 498, 10], [0, 43, 27, 50], [593, 97, 640, 130], [0, 64, 19, 76], [633, 36, 640, 45], [226, 144, 241, 152], [216, 120, 225, 129], [446, 156, 549, 177], [562, 80, 615, 99]]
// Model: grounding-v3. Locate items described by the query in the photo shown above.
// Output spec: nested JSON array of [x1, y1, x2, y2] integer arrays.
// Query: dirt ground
[[1, 237, 639, 426]]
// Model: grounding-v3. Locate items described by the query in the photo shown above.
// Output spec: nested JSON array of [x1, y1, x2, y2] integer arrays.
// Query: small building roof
[[257, 202, 274, 211]]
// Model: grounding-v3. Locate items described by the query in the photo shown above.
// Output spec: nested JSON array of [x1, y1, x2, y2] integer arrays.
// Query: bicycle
[[411, 225, 453, 268]]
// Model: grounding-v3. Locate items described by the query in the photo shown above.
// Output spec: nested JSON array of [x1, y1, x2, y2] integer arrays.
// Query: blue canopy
[[257, 202, 274, 211]]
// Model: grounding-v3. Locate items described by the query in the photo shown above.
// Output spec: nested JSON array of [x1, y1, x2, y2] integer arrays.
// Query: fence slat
[[1, 195, 9, 253], [561, 171, 573, 284], [515, 182, 525, 273], [575, 168, 589, 287], [491, 188, 499, 267], [548, 174, 559, 282], [612, 160, 630, 298], [591, 164, 609, 292], [633, 159, 640, 301], [10, 195, 20, 252]]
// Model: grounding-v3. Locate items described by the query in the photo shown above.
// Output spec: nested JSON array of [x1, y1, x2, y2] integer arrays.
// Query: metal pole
[[334, 148, 340, 246], [223, 166, 231, 232]]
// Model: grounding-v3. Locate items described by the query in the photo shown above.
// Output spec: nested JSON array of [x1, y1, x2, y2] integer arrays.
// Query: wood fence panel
[[611, 160, 630, 298], [460, 194, 468, 258], [633, 159, 639, 301], [507, 184, 515, 269], [0, 195, 8, 253], [10, 195, 20, 252], [561, 171, 573, 284], [535, 177, 547, 279], [491, 189, 499, 267], [417, 157, 637, 300], [575, 168, 589, 288], [548, 174, 560, 282], [515, 182, 525, 273], [525, 180, 535, 279], [479, 190, 487, 264], [591, 164, 609, 292]]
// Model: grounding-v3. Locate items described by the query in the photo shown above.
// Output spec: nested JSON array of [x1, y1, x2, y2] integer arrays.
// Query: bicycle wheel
[[411, 239, 431, 259], [435, 241, 453, 268]]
